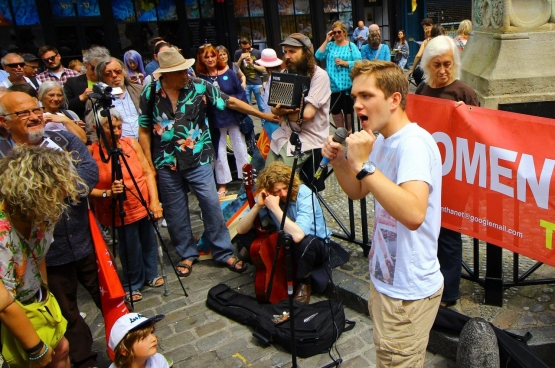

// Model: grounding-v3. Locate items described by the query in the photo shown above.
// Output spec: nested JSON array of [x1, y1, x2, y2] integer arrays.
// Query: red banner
[[406, 94, 555, 267], [88, 210, 128, 360]]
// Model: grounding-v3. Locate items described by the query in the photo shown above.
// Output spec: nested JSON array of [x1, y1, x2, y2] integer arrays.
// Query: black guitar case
[[206, 283, 355, 358]]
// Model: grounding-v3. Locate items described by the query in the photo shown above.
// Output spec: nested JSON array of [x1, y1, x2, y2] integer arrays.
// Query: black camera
[[91, 82, 114, 101]]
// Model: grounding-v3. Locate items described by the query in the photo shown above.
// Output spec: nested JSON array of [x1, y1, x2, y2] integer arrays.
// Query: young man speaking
[[322, 60, 443, 367]]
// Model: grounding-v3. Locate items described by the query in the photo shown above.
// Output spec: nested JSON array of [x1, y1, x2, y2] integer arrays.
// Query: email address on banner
[[442, 207, 523, 238]]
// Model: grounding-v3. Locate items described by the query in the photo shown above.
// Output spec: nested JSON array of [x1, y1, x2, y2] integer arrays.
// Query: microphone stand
[[265, 131, 303, 367]]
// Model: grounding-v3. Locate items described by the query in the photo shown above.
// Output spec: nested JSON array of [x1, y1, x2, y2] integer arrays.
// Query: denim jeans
[[245, 84, 265, 111], [116, 216, 159, 291], [437, 227, 462, 302], [246, 83, 266, 125], [157, 164, 234, 263]]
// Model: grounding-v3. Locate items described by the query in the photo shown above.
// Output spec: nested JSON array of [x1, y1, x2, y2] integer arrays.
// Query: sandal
[[124, 290, 143, 303], [145, 276, 165, 288], [225, 257, 247, 273], [176, 261, 193, 277]]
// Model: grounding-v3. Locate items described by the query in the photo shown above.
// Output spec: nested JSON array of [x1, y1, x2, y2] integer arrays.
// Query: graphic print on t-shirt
[[369, 206, 398, 285]]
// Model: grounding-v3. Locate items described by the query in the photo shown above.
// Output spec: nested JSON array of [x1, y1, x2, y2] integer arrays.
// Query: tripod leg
[[155, 222, 170, 296]]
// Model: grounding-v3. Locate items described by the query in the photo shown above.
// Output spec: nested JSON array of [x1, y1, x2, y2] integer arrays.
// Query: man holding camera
[[91, 57, 142, 140]]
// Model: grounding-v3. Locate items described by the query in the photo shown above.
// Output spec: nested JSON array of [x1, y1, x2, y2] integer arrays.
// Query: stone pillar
[[461, 0, 555, 109]]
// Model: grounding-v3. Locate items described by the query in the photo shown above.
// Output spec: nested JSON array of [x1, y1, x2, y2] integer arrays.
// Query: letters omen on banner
[[406, 94, 555, 267]]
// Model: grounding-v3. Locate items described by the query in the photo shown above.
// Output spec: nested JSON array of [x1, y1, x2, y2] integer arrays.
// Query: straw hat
[[153, 47, 195, 79]]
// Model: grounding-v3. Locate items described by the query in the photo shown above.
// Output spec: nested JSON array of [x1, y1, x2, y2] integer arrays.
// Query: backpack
[[206, 283, 355, 358]]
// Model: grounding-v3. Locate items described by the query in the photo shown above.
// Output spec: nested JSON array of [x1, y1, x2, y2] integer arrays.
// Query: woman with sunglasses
[[196, 44, 251, 198], [316, 21, 361, 133]]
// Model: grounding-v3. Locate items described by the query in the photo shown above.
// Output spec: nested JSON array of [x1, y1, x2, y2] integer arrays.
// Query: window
[[50, 0, 101, 17], [323, 0, 353, 37], [234, 0, 266, 50], [278, 0, 312, 40]]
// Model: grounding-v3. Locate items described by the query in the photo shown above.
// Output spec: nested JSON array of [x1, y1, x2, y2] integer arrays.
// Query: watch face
[[363, 161, 376, 174]]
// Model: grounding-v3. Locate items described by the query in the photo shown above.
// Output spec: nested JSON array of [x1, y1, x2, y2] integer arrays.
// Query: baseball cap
[[280, 33, 313, 53], [21, 53, 39, 62], [109, 313, 165, 350], [255, 49, 283, 68]]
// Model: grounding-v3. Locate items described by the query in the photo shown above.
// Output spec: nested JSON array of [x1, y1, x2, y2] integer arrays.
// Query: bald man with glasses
[[0, 53, 33, 89]]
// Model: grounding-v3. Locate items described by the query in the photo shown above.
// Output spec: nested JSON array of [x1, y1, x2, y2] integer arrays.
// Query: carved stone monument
[[457, 317, 500, 368], [461, 0, 555, 109]]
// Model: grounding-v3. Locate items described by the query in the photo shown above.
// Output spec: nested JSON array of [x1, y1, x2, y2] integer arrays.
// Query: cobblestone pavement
[[79, 178, 455, 368]]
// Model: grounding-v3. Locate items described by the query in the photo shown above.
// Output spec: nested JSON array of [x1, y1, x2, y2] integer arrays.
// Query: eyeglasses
[[2, 107, 44, 120], [5, 62, 25, 68], [25, 64, 39, 69], [42, 54, 58, 63], [104, 69, 123, 77], [333, 30, 343, 35]]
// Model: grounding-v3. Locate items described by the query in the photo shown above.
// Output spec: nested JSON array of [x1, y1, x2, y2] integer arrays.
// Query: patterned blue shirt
[[315, 42, 361, 93]]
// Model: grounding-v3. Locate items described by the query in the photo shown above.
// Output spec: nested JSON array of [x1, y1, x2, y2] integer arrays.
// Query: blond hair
[[257, 161, 301, 201], [0, 146, 88, 226], [331, 21, 347, 36], [350, 60, 409, 109]]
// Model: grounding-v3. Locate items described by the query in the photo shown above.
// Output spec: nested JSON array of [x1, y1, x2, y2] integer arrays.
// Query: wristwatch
[[356, 161, 376, 180], [102, 190, 108, 198]]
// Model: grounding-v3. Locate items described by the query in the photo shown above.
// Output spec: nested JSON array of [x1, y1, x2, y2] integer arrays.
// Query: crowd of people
[[0, 17, 477, 367]]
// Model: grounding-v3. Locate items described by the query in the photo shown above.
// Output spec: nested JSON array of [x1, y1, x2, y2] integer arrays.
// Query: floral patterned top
[[0, 203, 54, 303], [138, 77, 230, 171]]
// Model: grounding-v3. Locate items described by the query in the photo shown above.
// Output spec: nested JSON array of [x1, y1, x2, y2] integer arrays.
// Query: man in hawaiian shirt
[[138, 47, 277, 277]]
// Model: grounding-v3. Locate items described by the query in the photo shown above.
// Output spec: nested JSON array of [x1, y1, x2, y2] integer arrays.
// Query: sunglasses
[[333, 30, 343, 35], [42, 54, 58, 63], [5, 62, 25, 68], [25, 64, 39, 69], [104, 69, 123, 77], [199, 43, 212, 49], [2, 107, 44, 120]]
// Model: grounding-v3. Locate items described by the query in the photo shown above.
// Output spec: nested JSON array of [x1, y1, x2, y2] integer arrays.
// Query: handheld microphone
[[314, 127, 349, 179]]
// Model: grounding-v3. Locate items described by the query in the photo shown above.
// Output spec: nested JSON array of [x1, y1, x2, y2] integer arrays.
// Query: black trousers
[[47, 251, 102, 368], [437, 227, 463, 303], [237, 230, 330, 292]]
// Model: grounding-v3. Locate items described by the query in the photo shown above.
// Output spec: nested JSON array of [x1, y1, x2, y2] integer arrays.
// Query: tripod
[[89, 87, 188, 310]]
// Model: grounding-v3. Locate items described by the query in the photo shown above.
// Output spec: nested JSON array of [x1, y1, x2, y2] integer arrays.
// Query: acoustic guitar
[[243, 164, 294, 304]]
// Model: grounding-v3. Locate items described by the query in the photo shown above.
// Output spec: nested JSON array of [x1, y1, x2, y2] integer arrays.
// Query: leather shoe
[[293, 283, 311, 304]]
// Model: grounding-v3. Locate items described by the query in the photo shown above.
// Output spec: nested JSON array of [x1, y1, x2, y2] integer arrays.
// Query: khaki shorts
[[368, 280, 443, 368]]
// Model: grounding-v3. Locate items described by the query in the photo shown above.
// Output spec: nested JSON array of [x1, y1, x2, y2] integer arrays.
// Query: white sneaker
[[161, 219, 168, 227], [80, 311, 87, 319]]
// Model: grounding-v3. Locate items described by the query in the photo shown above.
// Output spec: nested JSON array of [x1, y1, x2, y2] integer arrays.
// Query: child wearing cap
[[109, 313, 169, 368]]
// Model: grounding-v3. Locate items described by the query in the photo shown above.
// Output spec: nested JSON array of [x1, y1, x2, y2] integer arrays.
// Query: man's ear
[[389, 91, 402, 110], [0, 116, 9, 130]]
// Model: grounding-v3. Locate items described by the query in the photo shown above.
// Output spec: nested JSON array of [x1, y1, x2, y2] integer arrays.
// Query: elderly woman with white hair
[[416, 35, 478, 106], [88, 108, 164, 303], [416, 35, 478, 308], [38, 81, 88, 143]]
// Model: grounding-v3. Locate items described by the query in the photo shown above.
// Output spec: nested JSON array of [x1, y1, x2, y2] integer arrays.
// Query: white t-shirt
[[108, 352, 168, 368], [369, 123, 443, 300]]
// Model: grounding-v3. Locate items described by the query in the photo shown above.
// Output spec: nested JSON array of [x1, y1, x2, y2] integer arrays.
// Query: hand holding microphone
[[314, 128, 349, 179]]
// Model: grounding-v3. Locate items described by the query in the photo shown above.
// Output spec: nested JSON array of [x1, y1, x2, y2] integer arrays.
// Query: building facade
[[0, 1, 468, 65]]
